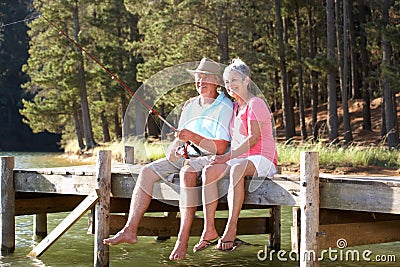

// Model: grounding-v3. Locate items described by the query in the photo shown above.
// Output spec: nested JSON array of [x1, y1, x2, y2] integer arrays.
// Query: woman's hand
[[210, 153, 230, 165]]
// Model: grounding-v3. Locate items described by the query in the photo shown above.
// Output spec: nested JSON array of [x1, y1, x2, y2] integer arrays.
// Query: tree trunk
[[147, 114, 159, 138], [217, 26, 229, 64], [98, 94, 111, 143], [275, 0, 295, 140], [327, 0, 339, 143], [358, 0, 372, 131], [135, 106, 146, 137], [100, 111, 111, 142], [381, 97, 386, 138], [72, 4, 96, 149], [295, 2, 307, 140], [308, 0, 319, 142], [114, 107, 122, 139], [381, 0, 399, 148], [348, 1, 361, 99], [336, 0, 353, 145], [72, 102, 85, 150], [274, 70, 279, 112]]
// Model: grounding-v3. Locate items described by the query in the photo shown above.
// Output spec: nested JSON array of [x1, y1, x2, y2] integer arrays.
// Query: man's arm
[[175, 129, 228, 155]]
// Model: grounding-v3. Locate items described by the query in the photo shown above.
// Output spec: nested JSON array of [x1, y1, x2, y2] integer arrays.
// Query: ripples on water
[[0, 152, 399, 266]]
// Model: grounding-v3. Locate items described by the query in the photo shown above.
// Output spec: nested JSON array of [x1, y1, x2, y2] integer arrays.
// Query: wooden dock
[[1, 151, 400, 266]]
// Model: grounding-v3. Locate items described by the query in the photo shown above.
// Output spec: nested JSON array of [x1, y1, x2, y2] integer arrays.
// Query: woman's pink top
[[230, 97, 278, 166]]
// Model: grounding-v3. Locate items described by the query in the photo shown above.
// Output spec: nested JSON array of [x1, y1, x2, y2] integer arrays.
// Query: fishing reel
[[175, 141, 202, 159]]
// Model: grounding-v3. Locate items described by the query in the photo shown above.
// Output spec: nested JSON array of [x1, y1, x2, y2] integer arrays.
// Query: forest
[[1, 0, 399, 151]]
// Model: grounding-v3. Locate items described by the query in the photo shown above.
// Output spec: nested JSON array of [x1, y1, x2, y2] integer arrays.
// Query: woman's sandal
[[215, 238, 244, 252], [193, 238, 219, 253]]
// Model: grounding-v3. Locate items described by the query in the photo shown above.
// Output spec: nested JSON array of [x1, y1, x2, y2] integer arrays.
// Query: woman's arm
[[230, 119, 263, 158], [211, 120, 263, 164]]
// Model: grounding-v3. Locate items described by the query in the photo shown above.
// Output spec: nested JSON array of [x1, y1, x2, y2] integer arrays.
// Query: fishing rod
[[41, 15, 177, 132], [41, 15, 200, 158]]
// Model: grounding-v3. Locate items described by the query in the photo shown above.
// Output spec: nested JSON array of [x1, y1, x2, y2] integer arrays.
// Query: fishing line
[[0, 12, 41, 28]]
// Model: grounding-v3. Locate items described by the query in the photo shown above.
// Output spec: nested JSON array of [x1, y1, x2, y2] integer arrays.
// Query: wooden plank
[[14, 172, 96, 195], [320, 174, 400, 187], [318, 220, 400, 249], [107, 215, 270, 236], [320, 180, 400, 214], [110, 198, 179, 213], [320, 209, 400, 225], [299, 152, 319, 267], [27, 190, 99, 258], [109, 198, 274, 213], [0, 156, 15, 254], [15, 165, 97, 175], [94, 150, 111, 267], [15, 195, 86, 215], [156, 212, 177, 241]]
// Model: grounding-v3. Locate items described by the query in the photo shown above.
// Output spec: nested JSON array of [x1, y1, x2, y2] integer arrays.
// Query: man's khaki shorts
[[148, 155, 212, 182]]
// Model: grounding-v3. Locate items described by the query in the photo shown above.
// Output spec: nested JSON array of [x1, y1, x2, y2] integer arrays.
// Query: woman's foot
[[193, 229, 219, 252], [216, 226, 237, 251], [103, 228, 138, 245], [215, 238, 242, 252]]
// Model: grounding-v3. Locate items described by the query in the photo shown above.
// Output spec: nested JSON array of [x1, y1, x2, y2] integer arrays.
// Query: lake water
[[0, 152, 398, 266]]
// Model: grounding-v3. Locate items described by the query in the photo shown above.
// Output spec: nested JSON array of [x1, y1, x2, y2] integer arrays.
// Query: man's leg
[[169, 165, 199, 260], [103, 164, 161, 245]]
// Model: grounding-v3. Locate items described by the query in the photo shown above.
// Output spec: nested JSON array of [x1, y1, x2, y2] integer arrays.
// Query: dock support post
[[34, 214, 48, 240], [123, 146, 134, 165], [94, 150, 112, 267], [299, 152, 319, 267], [0, 156, 15, 254], [291, 207, 300, 252], [269, 206, 281, 250]]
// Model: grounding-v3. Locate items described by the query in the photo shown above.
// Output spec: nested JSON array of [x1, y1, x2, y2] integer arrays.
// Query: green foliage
[[12, 0, 400, 149], [278, 142, 400, 169]]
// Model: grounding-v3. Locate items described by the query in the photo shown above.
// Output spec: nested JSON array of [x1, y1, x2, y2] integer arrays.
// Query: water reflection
[[0, 152, 91, 169]]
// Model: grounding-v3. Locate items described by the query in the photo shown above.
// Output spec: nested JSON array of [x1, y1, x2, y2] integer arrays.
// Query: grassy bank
[[278, 142, 400, 170], [64, 139, 400, 171]]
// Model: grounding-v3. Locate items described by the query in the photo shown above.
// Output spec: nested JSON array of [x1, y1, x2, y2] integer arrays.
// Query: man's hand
[[166, 139, 181, 162], [174, 129, 194, 143]]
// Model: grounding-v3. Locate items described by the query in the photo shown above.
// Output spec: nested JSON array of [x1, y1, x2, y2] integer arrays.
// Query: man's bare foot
[[169, 240, 188, 261], [103, 229, 138, 245]]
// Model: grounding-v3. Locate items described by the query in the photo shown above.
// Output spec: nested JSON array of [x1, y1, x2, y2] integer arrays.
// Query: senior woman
[[193, 58, 278, 252]]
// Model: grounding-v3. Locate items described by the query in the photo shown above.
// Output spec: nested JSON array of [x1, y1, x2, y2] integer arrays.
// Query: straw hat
[[187, 58, 222, 81]]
